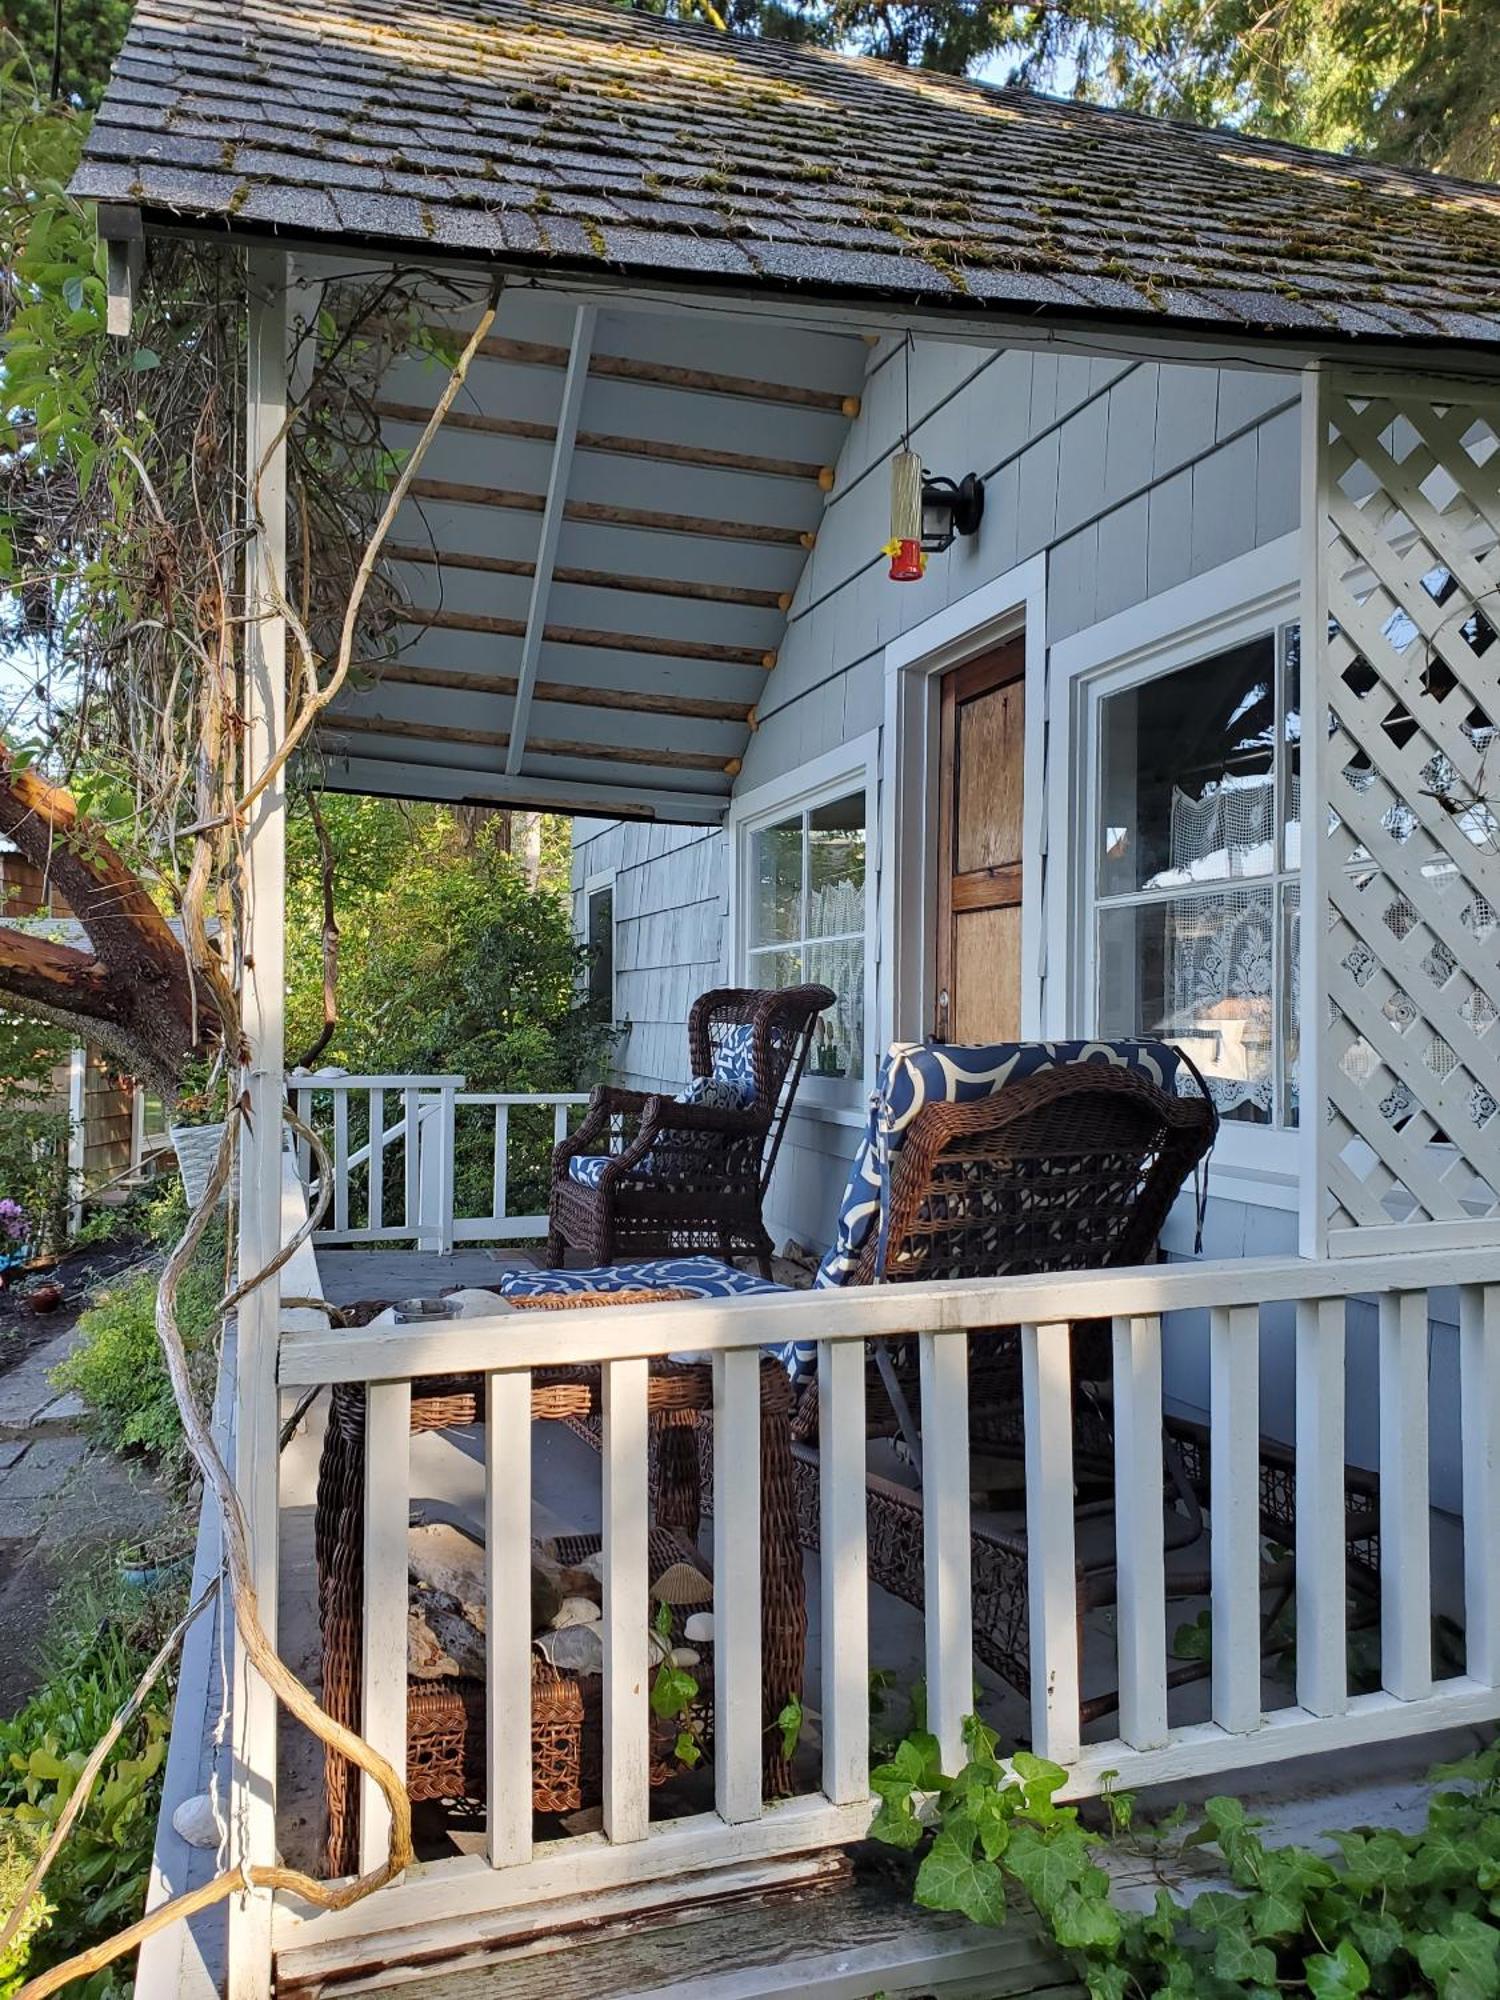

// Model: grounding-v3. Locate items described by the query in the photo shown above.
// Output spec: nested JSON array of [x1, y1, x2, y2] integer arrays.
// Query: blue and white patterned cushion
[[814, 1038, 1192, 1289], [710, 1023, 757, 1105], [497, 1256, 808, 1372], [567, 1153, 612, 1187]]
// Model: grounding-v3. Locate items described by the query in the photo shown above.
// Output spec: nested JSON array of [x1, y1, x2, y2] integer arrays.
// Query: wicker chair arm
[[581, 1094, 764, 1185], [549, 1085, 653, 1179]]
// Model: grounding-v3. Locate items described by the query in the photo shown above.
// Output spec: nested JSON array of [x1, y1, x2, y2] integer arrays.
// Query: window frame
[[1048, 537, 1301, 1197], [581, 867, 617, 1023], [727, 732, 880, 1125]]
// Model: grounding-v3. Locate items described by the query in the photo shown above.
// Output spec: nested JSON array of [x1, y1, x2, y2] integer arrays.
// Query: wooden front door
[[934, 642, 1025, 1043]]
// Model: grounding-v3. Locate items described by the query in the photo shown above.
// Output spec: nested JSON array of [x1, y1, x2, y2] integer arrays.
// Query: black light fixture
[[920, 472, 986, 553]]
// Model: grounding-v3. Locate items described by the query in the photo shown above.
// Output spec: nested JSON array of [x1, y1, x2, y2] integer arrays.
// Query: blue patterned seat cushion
[[710, 1022, 757, 1104], [498, 1256, 807, 1372], [815, 1038, 1192, 1288], [567, 1153, 612, 1187]]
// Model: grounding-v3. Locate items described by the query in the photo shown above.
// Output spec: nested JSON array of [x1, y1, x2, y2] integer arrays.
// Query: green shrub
[[0, 1105, 71, 1262], [52, 1222, 224, 1478], [0, 1566, 183, 1997]]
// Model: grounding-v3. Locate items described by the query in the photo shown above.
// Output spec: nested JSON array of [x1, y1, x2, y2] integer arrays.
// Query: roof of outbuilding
[[73, 0, 1500, 347]]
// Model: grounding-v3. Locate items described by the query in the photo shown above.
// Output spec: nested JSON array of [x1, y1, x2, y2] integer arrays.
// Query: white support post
[[1297, 364, 1331, 1260], [66, 1047, 86, 1237], [415, 1093, 454, 1254], [1379, 1291, 1432, 1702], [1295, 1298, 1348, 1717], [714, 1348, 764, 1824], [603, 1357, 650, 1845], [493, 1104, 509, 1229], [1460, 1285, 1500, 1687], [359, 1381, 411, 1876], [1209, 1305, 1262, 1736], [920, 1330, 972, 1778], [403, 1086, 420, 1236], [486, 1370, 534, 1867], [1022, 1322, 1079, 1765], [1112, 1315, 1168, 1750], [369, 1089, 385, 1234], [818, 1339, 868, 1804], [229, 245, 289, 2000]]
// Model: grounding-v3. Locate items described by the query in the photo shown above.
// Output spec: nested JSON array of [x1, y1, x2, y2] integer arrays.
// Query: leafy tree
[[4, 0, 131, 107]]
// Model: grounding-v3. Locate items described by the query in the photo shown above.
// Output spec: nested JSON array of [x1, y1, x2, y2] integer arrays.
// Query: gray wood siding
[[572, 336, 1301, 1256]]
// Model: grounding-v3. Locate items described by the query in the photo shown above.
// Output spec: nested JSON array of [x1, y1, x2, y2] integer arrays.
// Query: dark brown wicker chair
[[547, 984, 835, 1278], [789, 1060, 1223, 1713]]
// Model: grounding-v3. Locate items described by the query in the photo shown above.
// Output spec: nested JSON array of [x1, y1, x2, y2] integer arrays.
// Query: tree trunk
[[517, 811, 542, 890], [0, 747, 216, 1093]]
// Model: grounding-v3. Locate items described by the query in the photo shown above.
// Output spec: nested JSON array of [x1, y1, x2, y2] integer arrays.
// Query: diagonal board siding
[[575, 335, 1300, 1248]]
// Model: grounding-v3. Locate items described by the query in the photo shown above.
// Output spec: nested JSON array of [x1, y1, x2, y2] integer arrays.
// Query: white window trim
[[581, 866, 618, 1021], [726, 731, 880, 1128], [880, 553, 1049, 1048], [1047, 533, 1301, 1198]]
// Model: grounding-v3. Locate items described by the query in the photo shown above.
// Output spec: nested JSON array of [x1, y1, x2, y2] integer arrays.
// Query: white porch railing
[[271, 1244, 1500, 1981], [290, 1074, 590, 1250]]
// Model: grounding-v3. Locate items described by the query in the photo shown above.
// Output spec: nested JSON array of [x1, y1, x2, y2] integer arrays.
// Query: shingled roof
[[74, 0, 1500, 346]]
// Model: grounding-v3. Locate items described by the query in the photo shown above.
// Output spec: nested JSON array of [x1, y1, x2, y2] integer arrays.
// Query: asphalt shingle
[[69, 0, 1500, 347]]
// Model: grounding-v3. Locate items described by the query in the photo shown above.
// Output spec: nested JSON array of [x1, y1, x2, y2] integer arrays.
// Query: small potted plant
[[0, 1199, 30, 1289]]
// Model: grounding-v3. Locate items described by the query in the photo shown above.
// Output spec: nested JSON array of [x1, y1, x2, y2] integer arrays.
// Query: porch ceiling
[[314, 291, 867, 819]]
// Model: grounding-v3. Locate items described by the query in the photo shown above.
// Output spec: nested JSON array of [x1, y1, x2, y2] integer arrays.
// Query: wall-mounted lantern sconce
[[920, 471, 985, 552]]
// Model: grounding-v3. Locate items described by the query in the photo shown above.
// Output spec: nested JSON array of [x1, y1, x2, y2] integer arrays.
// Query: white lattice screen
[[1311, 371, 1500, 1245]]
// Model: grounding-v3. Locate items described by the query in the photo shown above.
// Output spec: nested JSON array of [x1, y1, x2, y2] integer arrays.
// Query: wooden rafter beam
[[399, 606, 770, 668], [321, 711, 737, 774], [382, 542, 784, 611], [454, 333, 859, 416], [507, 302, 595, 778], [361, 660, 754, 723], [375, 401, 830, 484], [408, 478, 812, 548], [310, 754, 729, 826]]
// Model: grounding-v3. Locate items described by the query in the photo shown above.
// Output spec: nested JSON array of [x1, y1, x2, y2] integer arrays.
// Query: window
[[1093, 624, 1300, 1126], [584, 879, 615, 1019], [745, 788, 867, 1082]]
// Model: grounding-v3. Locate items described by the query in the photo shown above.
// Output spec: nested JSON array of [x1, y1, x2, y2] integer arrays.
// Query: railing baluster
[[1023, 1322, 1079, 1765], [369, 1089, 385, 1235], [1379, 1290, 1432, 1701], [360, 1380, 411, 1875], [920, 1330, 972, 1777], [603, 1357, 650, 1844], [493, 1104, 509, 1231], [1112, 1314, 1168, 1750], [714, 1347, 763, 1824], [332, 1088, 349, 1235], [1296, 1297, 1347, 1716], [819, 1338, 868, 1803], [294, 1085, 312, 1185], [1460, 1284, 1500, 1687], [1210, 1304, 1262, 1735], [403, 1086, 419, 1235], [554, 1099, 570, 1147], [486, 1370, 533, 1867]]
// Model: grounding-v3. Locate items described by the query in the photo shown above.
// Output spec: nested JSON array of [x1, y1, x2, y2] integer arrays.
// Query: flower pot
[[170, 1122, 237, 1210]]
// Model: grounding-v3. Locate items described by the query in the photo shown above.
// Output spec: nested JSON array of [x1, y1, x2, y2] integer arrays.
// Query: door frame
[[879, 552, 1049, 1051]]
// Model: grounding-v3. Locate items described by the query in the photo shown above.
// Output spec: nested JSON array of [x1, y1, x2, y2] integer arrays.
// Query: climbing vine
[[872, 1720, 1500, 1997]]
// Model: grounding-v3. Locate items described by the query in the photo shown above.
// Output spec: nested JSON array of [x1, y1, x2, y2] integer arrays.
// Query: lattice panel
[[1316, 377, 1500, 1234]]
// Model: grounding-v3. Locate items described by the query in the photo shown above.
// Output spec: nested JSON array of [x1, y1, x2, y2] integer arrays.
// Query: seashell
[[650, 1562, 713, 1607], [670, 1646, 700, 1668], [172, 1792, 220, 1850], [683, 1611, 714, 1644], [551, 1594, 601, 1629], [535, 1623, 604, 1675]]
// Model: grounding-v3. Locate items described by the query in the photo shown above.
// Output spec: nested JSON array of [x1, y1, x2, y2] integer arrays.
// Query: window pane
[[750, 815, 802, 946], [1099, 637, 1278, 895], [1098, 887, 1275, 1124], [1283, 622, 1301, 871], [807, 792, 865, 939], [1280, 880, 1300, 1128], [587, 887, 613, 1015], [807, 937, 863, 1078], [746, 945, 803, 995]]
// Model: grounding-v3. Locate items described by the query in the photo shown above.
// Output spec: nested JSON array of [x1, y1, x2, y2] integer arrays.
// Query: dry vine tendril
[[0, 205, 505, 1988]]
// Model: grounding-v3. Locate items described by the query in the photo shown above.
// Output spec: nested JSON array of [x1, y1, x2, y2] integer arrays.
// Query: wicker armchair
[[547, 984, 834, 1278]]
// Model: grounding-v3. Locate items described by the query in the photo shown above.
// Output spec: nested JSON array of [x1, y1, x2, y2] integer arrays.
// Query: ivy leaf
[[915, 1830, 1009, 1928], [1345, 1909, 1406, 1971], [776, 1694, 803, 1761], [1411, 1830, 1487, 1889], [1305, 1938, 1371, 1998], [1213, 1925, 1277, 1986], [1004, 1821, 1097, 1914], [1050, 1882, 1122, 1952], [673, 1730, 701, 1769], [1011, 1750, 1069, 1814], [1414, 1911, 1500, 1997], [868, 1793, 925, 1850]]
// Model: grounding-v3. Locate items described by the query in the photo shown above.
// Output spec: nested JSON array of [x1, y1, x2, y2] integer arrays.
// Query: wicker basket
[[408, 1662, 585, 1815]]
